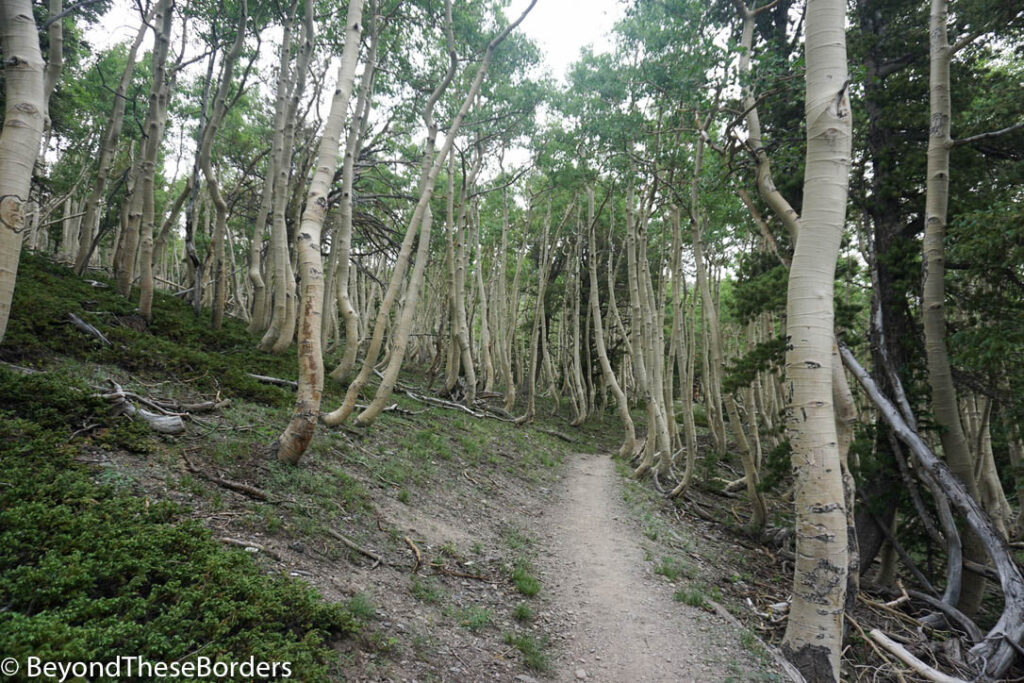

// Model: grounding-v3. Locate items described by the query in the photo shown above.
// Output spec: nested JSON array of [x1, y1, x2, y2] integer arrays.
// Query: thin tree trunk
[[260, 0, 313, 353], [73, 10, 149, 275], [327, 7, 377, 379], [137, 0, 176, 321], [274, 0, 364, 464], [587, 188, 634, 456], [923, 0, 988, 616]]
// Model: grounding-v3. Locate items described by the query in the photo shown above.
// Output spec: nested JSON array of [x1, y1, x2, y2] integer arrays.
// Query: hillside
[[0, 254, 788, 681]]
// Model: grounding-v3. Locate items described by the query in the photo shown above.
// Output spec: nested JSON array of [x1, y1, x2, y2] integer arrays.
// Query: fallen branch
[[102, 380, 184, 434], [537, 428, 574, 443], [869, 630, 967, 683], [181, 452, 269, 501], [67, 312, 111, 346], [404, 536, 422, 573], [0, 361, 39, 375], [841, 344, 1024, 678], [846, 613, 909, 683], [218, 537, 282, 561], [373, 369, 511, 421], [431, 565, 494, 582], [906, 589, 983, 643], [246, 373, 298, 389], [327, 528, 382, 569]]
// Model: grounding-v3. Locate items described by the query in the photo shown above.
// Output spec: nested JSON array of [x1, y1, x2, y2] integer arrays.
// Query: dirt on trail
[[535, 453, 771, 682]]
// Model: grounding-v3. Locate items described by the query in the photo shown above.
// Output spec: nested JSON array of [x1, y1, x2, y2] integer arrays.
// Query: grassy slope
[[0, 255, 364, 679], [0, 254, 791, 680], [0, 254, 610, 680]]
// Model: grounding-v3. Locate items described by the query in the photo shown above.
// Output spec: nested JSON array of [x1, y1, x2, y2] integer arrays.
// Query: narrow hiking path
[[534, 452, 774, 682]]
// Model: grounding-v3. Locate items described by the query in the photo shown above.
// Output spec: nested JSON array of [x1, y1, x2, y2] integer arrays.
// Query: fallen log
[[842, 344, 1024, 679], [102, 380, 184, 434], [869, 630, 967, 683], [246, 373, 298, 389], [67, 312, 111, 346]]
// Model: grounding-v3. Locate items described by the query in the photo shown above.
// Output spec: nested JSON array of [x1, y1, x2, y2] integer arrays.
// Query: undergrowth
[[0, 258, 370, 678], [0, 412, 357, 679], [1, 254, 298, 406]]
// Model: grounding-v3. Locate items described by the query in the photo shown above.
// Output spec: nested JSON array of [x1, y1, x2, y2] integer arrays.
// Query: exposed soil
[[535, 453, 769, 682]]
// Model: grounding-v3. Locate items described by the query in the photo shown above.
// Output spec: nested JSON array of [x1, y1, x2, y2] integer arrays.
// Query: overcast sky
[[89, 0, 625, 82], [506, 0, 624, 83], [83, 0, 625, 177]]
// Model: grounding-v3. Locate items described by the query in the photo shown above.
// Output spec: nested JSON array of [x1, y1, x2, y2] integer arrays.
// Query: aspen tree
[[325, 0, 459, 425], [325, 5, 377, 376], [669, 207, 699, 495], [516, 202, 553, 425], [194, 4, 249, 329], [73, 13, 150, 275], [260, 0, 314, 353], [474, 205, 495, 394], [274, 0, 364, 464], [587, 188, 635, 455], [0, 0, 47, 341], [922, 0, 989, 616], [325, 0, 538, 426], [135, 0, 176, 321], [450, 151, 483, 405], [779, 0, 852, 677], [247, 0, 300, 335]]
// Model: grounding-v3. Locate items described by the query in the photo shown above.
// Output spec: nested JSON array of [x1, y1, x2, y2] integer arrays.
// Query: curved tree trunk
[[274, 0, 365, 464], [587, 189, 635, 456], [324, 0, 537, 427], [260, 0, 313, 353], [779, 0, 852, 678], [73, 10, 149, 275], [326, 11, 377, 380]]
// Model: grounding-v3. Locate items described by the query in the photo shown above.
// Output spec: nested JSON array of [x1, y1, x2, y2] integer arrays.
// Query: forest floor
[[1, 255, 789, 682]]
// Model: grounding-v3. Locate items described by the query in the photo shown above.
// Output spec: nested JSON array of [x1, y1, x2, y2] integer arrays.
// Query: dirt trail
[[535, 452, 766, 682]]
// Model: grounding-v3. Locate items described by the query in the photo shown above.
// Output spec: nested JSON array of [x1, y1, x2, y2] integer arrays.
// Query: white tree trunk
[[0, 0, 46, 341], [780, 0, 852, 678], [274, 0, 364, 464]]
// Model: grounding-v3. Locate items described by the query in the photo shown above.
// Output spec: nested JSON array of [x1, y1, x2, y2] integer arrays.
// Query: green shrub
[[0, 417, 356, 679], [512, 603, 533, 622], [503, 632, 550, 672], [511, 563, 540, 597], [0, 254, 296, 407], [0, 368, 151, 452]]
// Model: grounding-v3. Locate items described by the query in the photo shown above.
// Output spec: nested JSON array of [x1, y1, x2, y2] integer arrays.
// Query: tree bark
[[274, 0, 364, 464], [0, 0, 46, 341], [779, 0, 852, 678], [136, 0, 175, 321], [922, 0, 988, 616], [325, 7, 377, 378]]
